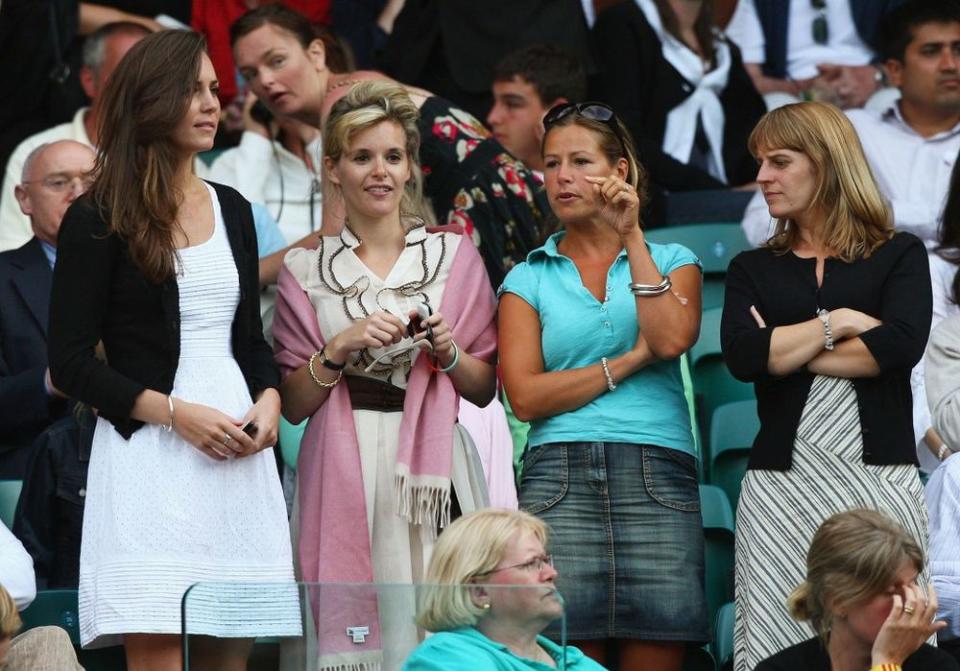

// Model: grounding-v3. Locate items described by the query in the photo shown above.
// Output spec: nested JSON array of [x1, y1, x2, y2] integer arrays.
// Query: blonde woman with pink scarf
[[273, 80, 498, 670]]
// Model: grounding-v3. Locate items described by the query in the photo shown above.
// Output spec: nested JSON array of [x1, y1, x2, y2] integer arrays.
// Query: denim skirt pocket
[[642, 446, 701, 511], [518, 443, 568, 515]]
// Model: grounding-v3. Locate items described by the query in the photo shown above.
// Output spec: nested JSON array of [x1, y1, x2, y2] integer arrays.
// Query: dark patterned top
[[417, 96, 550, 289]]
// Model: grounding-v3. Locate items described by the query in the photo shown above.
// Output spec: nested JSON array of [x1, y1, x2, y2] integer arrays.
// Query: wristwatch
[[319, 347, 346, 371]]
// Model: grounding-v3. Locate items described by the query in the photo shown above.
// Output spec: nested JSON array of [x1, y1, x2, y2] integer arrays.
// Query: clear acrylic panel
[[182, 581, 568, 670]]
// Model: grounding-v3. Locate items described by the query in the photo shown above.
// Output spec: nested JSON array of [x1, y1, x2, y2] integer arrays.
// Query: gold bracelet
[[308, 351, 342, 388], [869, 664, 903, 671]]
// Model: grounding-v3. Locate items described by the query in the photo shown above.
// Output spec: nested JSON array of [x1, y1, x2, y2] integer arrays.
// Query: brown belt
[[345, 375, 406, 412]]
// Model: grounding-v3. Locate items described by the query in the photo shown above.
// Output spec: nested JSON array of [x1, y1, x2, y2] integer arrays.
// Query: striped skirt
[[733, 376, 927, 671]]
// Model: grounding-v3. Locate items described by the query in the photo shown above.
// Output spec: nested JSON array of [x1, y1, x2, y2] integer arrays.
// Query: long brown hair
[[653, 0, 717, 66], [91, 30, 206, 283], [748, 102, 893, 261]]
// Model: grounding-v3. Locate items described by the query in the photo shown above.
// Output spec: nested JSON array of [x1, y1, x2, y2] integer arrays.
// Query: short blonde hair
[[748, 102, 893, 261], [0, 584, 21, 639], [787, 509, 924, 641], [416, 509, 549, 632], [323, 80, 436, 226]]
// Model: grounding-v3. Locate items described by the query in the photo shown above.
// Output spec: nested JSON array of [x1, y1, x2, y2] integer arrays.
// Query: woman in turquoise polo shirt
[[498, 102, 706, 670], [403, 508, 606, 670]]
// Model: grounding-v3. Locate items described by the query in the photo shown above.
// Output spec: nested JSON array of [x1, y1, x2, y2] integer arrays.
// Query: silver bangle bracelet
[[939, 443, 954, 461], [600, 357, 617, 391], [629, 276, 671, 296], [817, 309, 835, 351]]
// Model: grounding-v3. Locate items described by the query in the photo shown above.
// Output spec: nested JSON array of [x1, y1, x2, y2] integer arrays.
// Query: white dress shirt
[[926, 452, 960, 640], [208, 131, 323, 246], [725, 0, 875, 80], [0, 523, 36, 611], [914, 254, 960, 473], [848, 102, 960, 245]]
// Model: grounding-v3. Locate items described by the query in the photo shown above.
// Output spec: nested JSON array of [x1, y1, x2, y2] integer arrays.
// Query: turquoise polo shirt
[[499, 231, 701, 456], [402, 627, 607, 670]]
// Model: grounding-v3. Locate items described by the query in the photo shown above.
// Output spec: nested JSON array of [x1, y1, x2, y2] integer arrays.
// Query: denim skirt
[[518, 442, 709, 642]]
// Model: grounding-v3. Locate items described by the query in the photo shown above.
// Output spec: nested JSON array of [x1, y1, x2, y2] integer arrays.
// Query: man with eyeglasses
[[0, 140, 95, 478], [725, 0, 903, 110]]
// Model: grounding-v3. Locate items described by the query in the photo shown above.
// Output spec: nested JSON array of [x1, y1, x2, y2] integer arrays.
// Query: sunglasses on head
[[543, 101, 617, 129], [543, 101, 628, 153]]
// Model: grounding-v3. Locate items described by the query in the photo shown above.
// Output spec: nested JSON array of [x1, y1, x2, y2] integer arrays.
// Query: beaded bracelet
[[308, 350, 342, 388], [817, 309, 835, 351], [600, 357, 617, 391]]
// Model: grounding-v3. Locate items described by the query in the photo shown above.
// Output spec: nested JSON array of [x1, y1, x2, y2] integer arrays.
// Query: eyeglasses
[[22, 173, 95, 193], [487, 554, 554, 575], [811, 0, 829, 45]]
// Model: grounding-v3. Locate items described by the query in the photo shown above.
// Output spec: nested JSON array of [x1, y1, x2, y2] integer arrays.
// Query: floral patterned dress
[[418, 96, 550, 289]]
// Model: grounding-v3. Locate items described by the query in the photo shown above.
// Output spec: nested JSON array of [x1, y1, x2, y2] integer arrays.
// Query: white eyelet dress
[[78, 184, 298, 648]]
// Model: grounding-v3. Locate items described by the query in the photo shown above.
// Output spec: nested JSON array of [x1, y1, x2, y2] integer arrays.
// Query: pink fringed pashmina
[[273, 229, 497, 668]]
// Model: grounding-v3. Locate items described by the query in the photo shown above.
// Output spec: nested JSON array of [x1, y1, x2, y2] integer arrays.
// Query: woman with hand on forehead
[[498, 102, 706, 670]]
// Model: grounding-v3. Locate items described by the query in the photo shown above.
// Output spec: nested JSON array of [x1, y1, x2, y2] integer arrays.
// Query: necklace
[[325, 77, 363, 94]]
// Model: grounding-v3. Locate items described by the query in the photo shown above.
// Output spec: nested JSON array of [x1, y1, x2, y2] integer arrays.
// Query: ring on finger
[[223, 433, 232, 445], [904, 605, 916, 615]]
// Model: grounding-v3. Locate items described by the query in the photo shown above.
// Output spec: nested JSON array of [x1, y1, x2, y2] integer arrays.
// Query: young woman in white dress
[[48, 31, 295, 670]]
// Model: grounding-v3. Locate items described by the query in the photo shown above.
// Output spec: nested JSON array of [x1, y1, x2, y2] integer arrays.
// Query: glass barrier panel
[[182, 581, 568, 670]]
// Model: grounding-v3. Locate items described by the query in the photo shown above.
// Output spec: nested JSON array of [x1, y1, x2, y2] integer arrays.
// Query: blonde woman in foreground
[[403, 509, 607, 670]]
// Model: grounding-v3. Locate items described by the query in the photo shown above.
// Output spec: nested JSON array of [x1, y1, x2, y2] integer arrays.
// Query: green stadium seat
[[197, 147, 227, 167], [20, 590, 81, 643], [690, 308, 755, 462], [645, 223, 750, 309], [709, 400, 759, 512], [278, 415, 307, 471], [700, 485, 735, 633], [20, 590, 127, 670], [714, 601, 735, 671], [0, 479, 22, 529]]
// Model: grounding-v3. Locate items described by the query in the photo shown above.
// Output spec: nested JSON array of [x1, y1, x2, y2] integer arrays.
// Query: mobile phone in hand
[[241, 421, 258, 438], [406, 303, 434, 342]]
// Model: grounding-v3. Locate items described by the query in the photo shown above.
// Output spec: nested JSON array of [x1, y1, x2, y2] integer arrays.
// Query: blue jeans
[[519, 442, 709, 642]]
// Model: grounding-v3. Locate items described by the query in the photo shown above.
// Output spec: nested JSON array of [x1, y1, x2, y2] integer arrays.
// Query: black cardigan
[[592, 1, 766, 191], [756, 637, 958, 670], [48, 181, 279, 440], [720, 233, 932, 470]]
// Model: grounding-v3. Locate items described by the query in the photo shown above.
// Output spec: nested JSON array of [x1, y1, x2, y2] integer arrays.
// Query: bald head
[[15, 141, 95, 246]]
